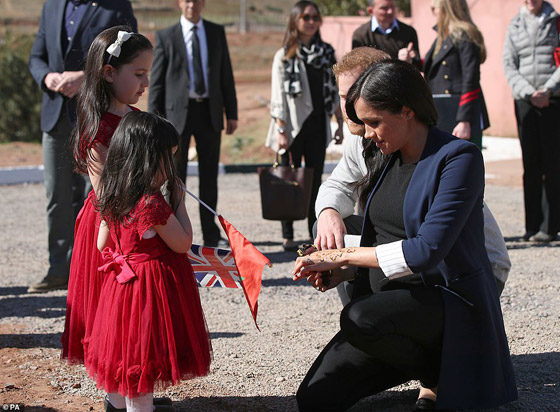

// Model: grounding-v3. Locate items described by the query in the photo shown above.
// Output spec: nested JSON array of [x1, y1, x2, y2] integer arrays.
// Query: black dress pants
[[297, 287, 444, 412], [175, 99, 222, 244], [514, 99, 560, 235], [281, 112, 327, 240]]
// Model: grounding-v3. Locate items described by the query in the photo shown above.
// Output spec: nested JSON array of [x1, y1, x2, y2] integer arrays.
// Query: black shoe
[[282, 239, 299, 252], [529, 231, 558, 242], [522, 231, 537, 241], [104, 397, 125, 412], [154, 406, 175, 412], [154, 397, 173, 406], [104, 396, 173, 411], [412, 398, 436, 411], [205, 237, 229, 249], [27, 275, 68, 293]]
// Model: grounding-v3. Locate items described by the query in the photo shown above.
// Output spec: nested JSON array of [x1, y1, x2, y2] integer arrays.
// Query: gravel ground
[[0, 171, 558, 412]]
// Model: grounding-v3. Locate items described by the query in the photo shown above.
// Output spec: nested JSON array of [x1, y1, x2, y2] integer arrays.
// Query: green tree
[[0, 33, 42, 143]]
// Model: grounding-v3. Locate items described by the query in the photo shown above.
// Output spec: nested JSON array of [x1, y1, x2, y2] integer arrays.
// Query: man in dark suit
[[352, 0, 420, 68], [28, 0, 137, 293], [149, 0, 238, 248]]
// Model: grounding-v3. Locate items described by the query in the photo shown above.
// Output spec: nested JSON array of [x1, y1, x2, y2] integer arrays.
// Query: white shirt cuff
[[375, 240, 413, 279]]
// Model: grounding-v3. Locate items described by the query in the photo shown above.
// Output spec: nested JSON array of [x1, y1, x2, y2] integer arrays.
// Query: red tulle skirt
[[84, 253, 212, 397], [61, 190, 106, 363]]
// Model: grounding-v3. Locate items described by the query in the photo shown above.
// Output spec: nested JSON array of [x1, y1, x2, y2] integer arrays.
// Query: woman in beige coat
[[266, 0, 343, 251]]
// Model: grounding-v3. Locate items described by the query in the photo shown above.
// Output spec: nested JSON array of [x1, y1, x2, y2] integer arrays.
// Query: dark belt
[[189, 97, 208, 103]]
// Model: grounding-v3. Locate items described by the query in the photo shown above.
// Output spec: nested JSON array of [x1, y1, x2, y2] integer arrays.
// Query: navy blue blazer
[[423, 35, 490, 130], [29, 0, 137, 132], [361, 127, 517, 409]]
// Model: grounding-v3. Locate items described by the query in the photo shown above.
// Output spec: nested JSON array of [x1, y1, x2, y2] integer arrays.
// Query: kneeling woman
[[293, 60, 517, 412]]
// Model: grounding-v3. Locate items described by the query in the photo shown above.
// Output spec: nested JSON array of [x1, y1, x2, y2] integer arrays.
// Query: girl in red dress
[[87, 112, 211, 411], [61, 27, 153, 365]]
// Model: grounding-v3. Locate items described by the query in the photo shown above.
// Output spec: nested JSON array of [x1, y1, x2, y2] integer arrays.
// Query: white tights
[[107, 392, 154, 412]]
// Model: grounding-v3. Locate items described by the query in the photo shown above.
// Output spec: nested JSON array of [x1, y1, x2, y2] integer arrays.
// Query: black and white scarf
[[283, 39, 338, 114]]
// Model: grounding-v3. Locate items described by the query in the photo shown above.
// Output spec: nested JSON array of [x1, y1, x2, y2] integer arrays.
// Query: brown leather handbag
[[257, 152, 314, 221]]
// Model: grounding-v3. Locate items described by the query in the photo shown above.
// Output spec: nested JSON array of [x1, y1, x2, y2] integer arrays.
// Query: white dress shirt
[[180, 15, 209, 99]]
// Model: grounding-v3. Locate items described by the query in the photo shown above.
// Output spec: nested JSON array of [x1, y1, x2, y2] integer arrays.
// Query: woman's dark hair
[[72, 26, 153, 174], [345, 59, 438, 209], [96, 112, 180, 227], [283, 1, 322, 59]]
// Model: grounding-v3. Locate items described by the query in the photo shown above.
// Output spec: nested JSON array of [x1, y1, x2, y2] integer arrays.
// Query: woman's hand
[[294, 264, 355, 292], [452, 121, 471, 140], [278, 132, 289, 150]]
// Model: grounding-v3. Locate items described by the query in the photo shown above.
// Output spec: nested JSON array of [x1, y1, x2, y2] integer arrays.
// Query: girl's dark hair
[[96, 112, 180, 227], [283, 1, 322, 59], [72, 26, 153, 174], [345, 59, 438, 209]]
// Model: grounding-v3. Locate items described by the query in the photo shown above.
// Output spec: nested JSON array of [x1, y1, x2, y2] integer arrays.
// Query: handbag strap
[[274, 150, 295, 169]]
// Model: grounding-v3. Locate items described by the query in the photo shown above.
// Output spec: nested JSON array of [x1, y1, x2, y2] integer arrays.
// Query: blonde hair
[[332, 47, 390, 80], [434, 0, 486, 63]]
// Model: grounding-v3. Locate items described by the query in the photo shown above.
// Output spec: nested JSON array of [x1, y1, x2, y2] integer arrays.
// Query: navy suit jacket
[[423, 35, 490, 130], [361, 127, 517, 409], [148, 20, 238, 134], [29, 0, 137, 132]]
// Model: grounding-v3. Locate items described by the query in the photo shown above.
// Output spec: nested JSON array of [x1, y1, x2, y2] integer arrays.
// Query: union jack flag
[[188, 244, 244, 289]]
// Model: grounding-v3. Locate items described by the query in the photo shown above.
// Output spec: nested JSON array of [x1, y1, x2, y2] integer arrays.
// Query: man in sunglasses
[[352, 0, 420, 68]]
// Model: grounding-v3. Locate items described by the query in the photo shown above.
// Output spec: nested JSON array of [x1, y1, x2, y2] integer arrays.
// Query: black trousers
[[514, 99, 560, 235], [297, 287, 444, 412], [281, 112, 327, 240], [175, 99, 222, 244]]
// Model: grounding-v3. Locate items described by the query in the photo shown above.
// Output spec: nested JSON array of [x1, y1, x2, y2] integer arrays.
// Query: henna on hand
[[312, 248, 356, 262]]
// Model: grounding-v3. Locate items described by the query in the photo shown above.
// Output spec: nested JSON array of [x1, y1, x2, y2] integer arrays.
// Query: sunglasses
[[301, 14, 321, 22]]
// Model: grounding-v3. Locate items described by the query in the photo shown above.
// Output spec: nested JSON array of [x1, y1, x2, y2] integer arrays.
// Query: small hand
[[226, 119, 238, 134], [452, 121, 471, 140]]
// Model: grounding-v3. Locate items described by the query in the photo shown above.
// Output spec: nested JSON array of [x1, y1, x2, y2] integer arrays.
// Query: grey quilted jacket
[[503, 2, 560, 100]]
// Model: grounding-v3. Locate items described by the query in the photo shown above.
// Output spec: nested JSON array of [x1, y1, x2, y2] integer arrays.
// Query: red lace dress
[[85, 193, 211, 397], [61, 111, 125, 363]]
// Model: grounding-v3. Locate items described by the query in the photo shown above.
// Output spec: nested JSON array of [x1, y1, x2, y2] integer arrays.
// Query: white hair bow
[[106, 31, 133, 58]]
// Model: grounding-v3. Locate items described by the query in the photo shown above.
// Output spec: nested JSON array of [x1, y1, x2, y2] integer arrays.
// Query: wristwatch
[[277, 126, 285, 134]]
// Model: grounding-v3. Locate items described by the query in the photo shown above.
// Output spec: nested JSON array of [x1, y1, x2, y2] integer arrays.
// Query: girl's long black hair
[[96, 112, 180, 227], [72, 26, 152, 174], [345, 59, 438, 209]]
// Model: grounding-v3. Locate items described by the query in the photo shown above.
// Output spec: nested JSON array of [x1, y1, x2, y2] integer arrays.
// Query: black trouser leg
[[177, 100, 222, 244], [281, 113, 326, 240], [297, 287, 444, 412], [514, 99, 560, 235]]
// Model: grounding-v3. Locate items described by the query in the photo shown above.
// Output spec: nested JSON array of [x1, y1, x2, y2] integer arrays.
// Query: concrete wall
[[321, 1, 560, 137]]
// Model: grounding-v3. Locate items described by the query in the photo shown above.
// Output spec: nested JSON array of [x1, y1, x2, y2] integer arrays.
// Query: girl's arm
[[87, 143, 109, 195], [97, 220, 109, 252], [153, 198, 193, 254]]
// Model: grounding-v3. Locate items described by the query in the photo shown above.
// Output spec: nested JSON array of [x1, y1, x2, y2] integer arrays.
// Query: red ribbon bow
[[98, 247, 137, 284]]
